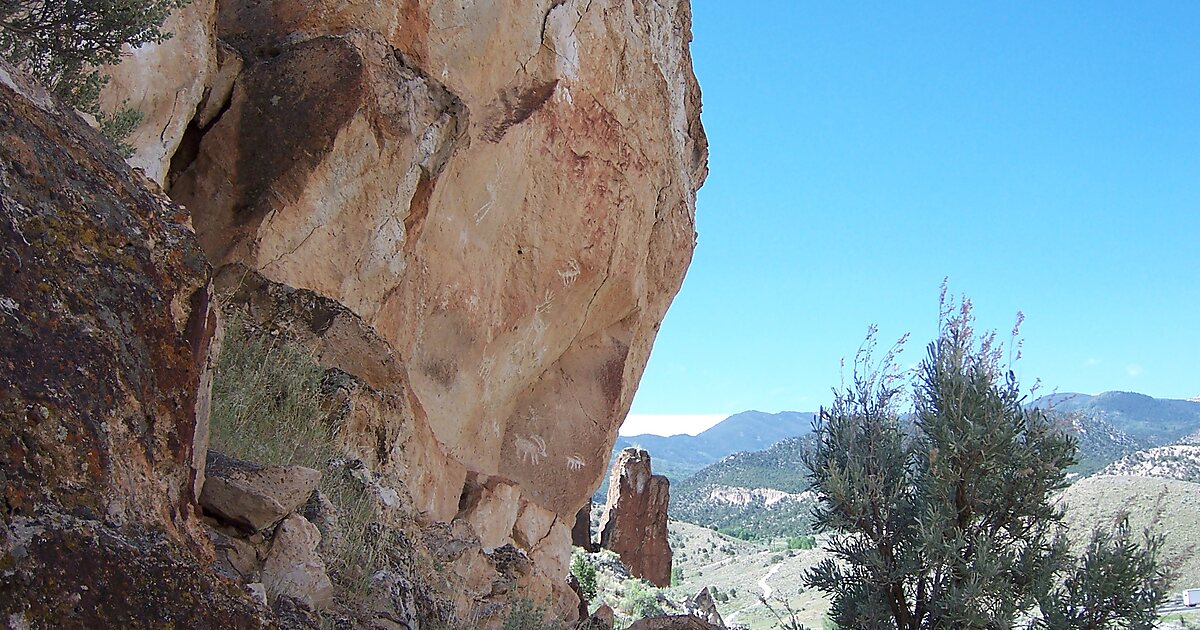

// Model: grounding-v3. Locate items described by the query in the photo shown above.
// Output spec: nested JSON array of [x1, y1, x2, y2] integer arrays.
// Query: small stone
[[262, 514, 334, 610]]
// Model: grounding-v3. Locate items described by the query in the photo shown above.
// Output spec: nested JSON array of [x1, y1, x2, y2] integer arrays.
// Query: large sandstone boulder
[[598, 448, 672, 586], [0, 64, 264, 627], [167, 0, 707, 522]]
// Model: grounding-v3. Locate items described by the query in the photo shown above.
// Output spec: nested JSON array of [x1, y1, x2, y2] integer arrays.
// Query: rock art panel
[[166, 0, 707, 524]]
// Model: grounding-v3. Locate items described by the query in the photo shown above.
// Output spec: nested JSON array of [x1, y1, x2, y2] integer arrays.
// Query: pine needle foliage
[[805, 290, 1166, 629]]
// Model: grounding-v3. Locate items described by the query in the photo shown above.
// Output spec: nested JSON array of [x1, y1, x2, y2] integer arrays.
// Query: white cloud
[[619, 414, 730, 437], [1085, 357, 1102, 367], [1126, 364, 1144, 378]]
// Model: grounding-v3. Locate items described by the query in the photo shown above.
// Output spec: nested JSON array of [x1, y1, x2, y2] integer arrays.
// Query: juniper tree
[[0, 0, 186, 151], [1036, 517, 1170, 630], [805, 294, 1166, 629]]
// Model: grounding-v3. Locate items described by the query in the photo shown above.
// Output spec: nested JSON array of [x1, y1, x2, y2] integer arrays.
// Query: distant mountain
[[668, 435, 818, 538], [606, 410, 815, 485], [661, 391, 1200, 538], [1032, 392, 1200, 475]]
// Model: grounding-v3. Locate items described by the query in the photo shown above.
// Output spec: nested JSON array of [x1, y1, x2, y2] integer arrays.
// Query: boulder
[[626, 616, 725, 630], [261, 514, 335, 610], [0, 63, 263, 626], [598, 449, 673, 587], [200, 450, 321, 532], [689, 587, 725, 628]]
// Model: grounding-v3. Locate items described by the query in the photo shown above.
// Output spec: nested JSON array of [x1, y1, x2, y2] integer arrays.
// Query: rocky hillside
[[1098, 444, 1200, 483], [1058, 475, 1200, 591], [1035, 392, 1200, 474], [1, 0, 708, 626], [669, 436, 817, 538]]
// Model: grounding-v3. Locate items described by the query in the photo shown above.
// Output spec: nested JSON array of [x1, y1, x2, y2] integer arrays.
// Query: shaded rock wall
[[0, 66, 265, 628]]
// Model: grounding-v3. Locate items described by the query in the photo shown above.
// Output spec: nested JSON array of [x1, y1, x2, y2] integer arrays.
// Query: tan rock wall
[[163, 0, 706, 523], [101, 0, 219, 185]]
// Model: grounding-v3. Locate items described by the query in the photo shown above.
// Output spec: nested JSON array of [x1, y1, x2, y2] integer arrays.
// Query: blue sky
[[623, 2, 1200, 436]]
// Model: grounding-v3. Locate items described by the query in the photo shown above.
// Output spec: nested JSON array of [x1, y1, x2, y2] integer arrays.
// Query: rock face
[[0, 65, 264, 627], [167, 0, 707, 520], [101, 0, 219, 185], [599, 448, 673, 586], [102, 0, 707, 620]]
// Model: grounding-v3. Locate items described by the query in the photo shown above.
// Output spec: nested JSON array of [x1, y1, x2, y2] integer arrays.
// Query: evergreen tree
[[1036, 517, 1170, 630], [805, 293, 1166, 629], [0, 0, 186, 151]]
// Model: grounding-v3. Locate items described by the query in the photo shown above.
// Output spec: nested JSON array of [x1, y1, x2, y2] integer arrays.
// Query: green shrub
[[787, 535, 816, 550], [621, 579, 662, 619], [571, 550, 598, 602], [718, 526, 757, 541], [804, 293, 1166, 629], [670, 565, 683, 587]]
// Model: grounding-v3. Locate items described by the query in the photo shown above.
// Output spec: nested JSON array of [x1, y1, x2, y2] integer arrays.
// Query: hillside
[[1058, 475, 1200, 591], [1039, 391, 1200, 441], [1098, 444, 1200, 483], [614, 411, 815, 481], [669, 436, 818, 538]]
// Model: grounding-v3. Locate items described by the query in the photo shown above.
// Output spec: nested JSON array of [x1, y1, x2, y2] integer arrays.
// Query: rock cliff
[[598, 448, 673, 586], [16, 0, 707, 623], [166, 0, 707, 522]]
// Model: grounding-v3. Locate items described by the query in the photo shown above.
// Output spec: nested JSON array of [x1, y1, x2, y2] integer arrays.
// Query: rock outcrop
[[167, 0, 707, 525], [598, 448, 673, 586], [0, 65, 265, 627], [689, 587, 725, 628], [69, 0, 707, 621]]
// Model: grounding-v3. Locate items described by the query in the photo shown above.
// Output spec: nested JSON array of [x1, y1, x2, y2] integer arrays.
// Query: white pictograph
[[566, 454, 585, 471], [558, 259, 581, 287], [536, 289, 555, 314], [515, 434, 547, 465]]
